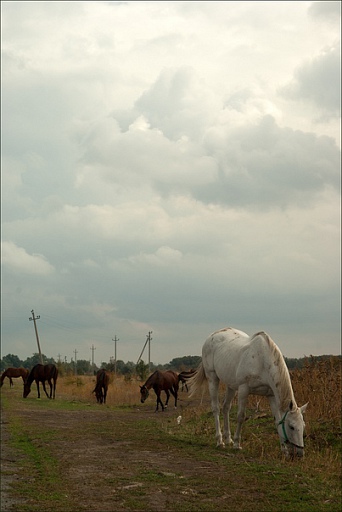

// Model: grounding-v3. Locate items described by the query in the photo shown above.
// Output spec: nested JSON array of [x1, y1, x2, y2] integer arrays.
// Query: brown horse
[[1, 367, 29, 388], [140, 370, 179, 411], [23, 364, 58, 399], [178, 369, 196, 392], [93, 369, 110, 404]]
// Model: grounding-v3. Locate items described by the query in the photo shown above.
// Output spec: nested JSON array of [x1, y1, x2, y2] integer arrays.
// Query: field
[[1, 357, 341, 511]]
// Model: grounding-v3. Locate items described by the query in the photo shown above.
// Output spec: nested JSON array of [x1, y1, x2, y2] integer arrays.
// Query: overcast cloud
[[1, 1, 340, 366]]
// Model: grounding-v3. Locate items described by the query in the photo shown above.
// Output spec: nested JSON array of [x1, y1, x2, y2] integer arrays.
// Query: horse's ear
[[300, 402, 308, 414]]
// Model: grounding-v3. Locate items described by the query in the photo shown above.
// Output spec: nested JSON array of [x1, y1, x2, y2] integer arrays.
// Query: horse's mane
[[251, 331, 295, 410], [143, 371, 158, 388]]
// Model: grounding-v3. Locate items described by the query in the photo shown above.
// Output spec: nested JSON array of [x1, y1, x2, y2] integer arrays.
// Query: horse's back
[[43, 364, 58, 380], [151, 370, 178, 389], [202, 327, 251, 386]]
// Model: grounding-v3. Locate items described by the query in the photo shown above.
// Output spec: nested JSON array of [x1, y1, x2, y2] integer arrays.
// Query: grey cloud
[[134, 67, 213, 141], [308, 1, 341, 26], [280, 45, 341, 117], [198, 115, 340, 209]]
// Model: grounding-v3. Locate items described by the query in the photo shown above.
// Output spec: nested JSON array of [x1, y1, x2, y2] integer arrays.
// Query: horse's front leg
[[36, 380, 41, 399], [207, 374, 224, 447], [222, 387, 235, 446], [233, 385, 249, 450], [155, 391, 164, 412], [103, 386, 107, 404], [164, 390, 170, 408]]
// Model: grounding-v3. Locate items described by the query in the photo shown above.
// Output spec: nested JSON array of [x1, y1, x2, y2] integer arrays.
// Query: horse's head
[[23, 382, 31, 398], [140, 385, 149, 403], [279, 401, 308, 459]]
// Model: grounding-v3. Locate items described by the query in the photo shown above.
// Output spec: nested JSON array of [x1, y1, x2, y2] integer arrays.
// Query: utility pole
[[147, 331, 152, 372], [136, 331, 153, 371], [112, 335, 119, 376], [90, 344, 96, 372], [29, 309, 43, 364], [74, 349, 78, 376]]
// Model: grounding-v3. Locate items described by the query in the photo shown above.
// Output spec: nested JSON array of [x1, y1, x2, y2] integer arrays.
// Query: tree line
[[0, 352, 202, 381], [1, 352, 339, 381]]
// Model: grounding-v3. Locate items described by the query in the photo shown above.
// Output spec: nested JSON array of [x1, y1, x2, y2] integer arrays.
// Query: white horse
[[188, 327, 308, 458]]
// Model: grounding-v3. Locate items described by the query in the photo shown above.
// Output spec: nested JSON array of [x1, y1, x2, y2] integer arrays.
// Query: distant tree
[[76, 359, 92, 375], [136, 360, 149, 381], [23, 353, 55, 368], [0, 354, 23, 371], [284, 357, 303, 370], [165, 355, 201, 371]]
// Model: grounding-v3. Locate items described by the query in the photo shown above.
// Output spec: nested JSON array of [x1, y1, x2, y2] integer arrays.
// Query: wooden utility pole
[[74, 349, 78, 376], [136, 331, 153, 371], [90, 344, 96, 371], [29, 310, 43, 364], [147, 331, 152, 372], [112, 335, 119, 375]]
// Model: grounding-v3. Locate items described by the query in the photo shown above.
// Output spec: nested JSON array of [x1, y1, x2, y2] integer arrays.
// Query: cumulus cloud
[[1, 1, 340, 363], [1, 241, 55, 275]]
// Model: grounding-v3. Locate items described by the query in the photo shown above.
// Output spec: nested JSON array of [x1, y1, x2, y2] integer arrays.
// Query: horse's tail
[[187, 362, 207, 399]]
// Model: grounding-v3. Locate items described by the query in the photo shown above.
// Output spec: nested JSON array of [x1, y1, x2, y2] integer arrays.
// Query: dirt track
[[1, 398, 244, 512]]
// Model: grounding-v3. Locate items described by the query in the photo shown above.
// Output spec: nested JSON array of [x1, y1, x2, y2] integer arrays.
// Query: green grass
[[1, 385, 341, 512]]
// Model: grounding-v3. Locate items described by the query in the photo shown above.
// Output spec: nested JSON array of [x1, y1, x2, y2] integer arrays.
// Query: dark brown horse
[[140, 370, 179, 411], [93, 369, 110, 404], [23, 364, 58, 399], [0, 367, 29, 387], [178, 369, 196, 392]]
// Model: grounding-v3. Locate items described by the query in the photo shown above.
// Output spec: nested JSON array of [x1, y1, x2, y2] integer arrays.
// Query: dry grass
[[58, 356, 341, 454], [57, 373, 143, 407]]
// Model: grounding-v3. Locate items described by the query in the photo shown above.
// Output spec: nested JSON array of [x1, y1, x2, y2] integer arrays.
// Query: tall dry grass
[[57, 356, 341, 431], [57, 373, 143, 407], [54, 359, 341, 469]]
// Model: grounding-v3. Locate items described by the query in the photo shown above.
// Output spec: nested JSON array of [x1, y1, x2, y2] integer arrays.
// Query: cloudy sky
[[1, 1, 341, 367]]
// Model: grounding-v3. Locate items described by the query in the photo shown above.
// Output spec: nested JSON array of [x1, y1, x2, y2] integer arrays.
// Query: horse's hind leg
[[222, 387, 235, 446], [169, 387, 178, 408], [46, 378, 53, 398], [207, 373, 224, 447], [233, 385, 249, 450]]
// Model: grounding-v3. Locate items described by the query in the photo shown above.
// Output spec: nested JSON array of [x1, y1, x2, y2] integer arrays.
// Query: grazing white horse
[[188, 327, 308, 458]]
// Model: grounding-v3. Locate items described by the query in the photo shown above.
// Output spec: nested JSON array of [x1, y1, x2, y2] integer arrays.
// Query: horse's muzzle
[[284, 443, 304, 459]]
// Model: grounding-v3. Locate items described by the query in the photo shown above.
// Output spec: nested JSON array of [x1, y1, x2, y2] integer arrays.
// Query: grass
[[1, 358, 341, 511]]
